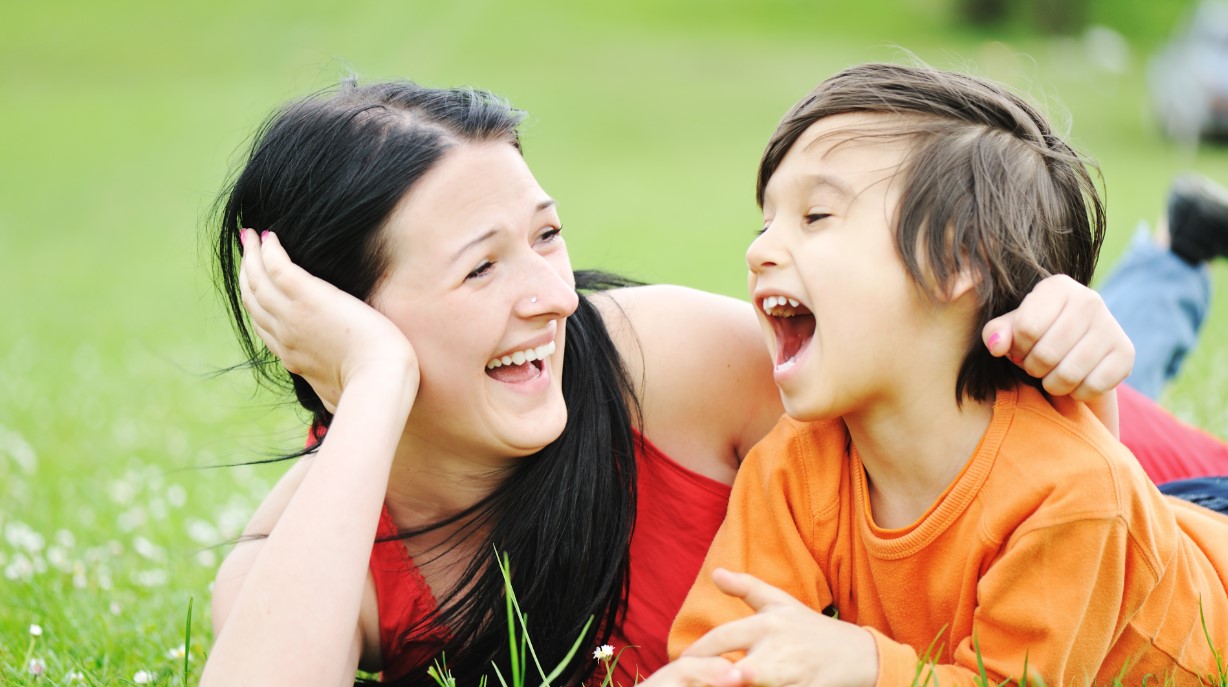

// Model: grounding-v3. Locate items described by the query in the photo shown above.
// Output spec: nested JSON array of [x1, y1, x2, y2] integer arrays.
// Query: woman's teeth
[[486, 341, 556, 369], [761, 296, 801, 315]]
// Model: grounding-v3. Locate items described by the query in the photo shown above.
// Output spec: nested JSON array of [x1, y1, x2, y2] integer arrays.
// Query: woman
[[201, 79, 1137, 687]]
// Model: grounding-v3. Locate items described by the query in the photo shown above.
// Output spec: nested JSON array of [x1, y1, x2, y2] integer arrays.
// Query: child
[[665, 63, 1228, 686]]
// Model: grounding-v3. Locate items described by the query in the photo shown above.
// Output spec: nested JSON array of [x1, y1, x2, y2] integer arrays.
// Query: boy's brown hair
[[757, 62, 1106, 403]]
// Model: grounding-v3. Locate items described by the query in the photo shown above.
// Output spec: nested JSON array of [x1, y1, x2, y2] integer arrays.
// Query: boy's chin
[[780, 394, 841, 423]]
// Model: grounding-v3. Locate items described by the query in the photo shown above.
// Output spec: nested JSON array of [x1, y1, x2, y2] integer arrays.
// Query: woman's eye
[[537, 226, 563, 244], [466, 260, 494, 280], [805, 213, 831, 224]]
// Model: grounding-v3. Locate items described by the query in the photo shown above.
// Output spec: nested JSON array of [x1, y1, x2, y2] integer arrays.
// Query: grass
[[1, 0, 1227, 684]]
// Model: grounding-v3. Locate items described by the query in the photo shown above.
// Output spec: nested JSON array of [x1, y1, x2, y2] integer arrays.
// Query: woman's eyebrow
[[449, 199, 558, 264], [451, 229, 498, 264]]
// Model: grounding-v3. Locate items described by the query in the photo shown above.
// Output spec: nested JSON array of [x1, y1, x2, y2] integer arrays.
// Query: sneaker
[[1167, 173, 1228, 265]]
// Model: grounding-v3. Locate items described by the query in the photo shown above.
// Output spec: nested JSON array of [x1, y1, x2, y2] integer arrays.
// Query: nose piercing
[[530, 296, 538, 304]]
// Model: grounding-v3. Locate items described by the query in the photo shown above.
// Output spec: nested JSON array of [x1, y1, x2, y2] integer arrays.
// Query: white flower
[[27, 658, 46, 676], [29, 623, 43, 636], [592, 644, 614, 661], [65, 671, 85, 682], [133, 669, 154, 684], [166, 644, 186, 660]]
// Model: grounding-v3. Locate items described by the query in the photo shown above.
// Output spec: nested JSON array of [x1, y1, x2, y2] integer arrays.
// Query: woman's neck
[[844, 382, 995, 530], [383, 432, 511, 531]]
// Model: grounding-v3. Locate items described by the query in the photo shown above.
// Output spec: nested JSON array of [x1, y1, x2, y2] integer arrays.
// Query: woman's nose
[[517, 257, 578, 319]]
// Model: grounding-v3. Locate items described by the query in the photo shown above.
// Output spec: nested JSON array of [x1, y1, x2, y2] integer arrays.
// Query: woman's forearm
[[202, 369, 416, 687]]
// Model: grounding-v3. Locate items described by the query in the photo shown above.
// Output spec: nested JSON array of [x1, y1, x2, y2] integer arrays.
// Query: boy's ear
[[942, 264, 980, 303]]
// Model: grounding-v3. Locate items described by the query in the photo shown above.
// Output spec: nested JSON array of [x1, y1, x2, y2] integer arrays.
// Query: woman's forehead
[[382, 142, 553, 255]]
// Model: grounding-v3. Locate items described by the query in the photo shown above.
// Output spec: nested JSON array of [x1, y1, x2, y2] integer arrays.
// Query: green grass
[[2, 0, 1227, 684]]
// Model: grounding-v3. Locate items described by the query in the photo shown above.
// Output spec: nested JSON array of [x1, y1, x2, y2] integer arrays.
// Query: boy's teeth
[[486, 341, 557, 369], [761, 296, 802, 316]]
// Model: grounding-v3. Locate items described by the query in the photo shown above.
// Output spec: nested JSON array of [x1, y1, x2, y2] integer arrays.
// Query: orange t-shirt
[[670, 385, 1228, 685]]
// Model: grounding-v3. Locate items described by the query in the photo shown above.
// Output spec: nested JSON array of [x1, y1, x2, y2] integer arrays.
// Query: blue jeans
[[1158, 476, 1228, 515], [1099, 225, 1212, 400]]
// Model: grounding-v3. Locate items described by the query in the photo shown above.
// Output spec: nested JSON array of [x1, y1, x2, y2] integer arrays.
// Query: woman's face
[[371, 142, 578, 464]]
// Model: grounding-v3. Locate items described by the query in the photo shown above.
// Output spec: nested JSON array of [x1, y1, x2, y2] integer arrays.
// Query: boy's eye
[[466, 260, 494, 280], [805, 213, 831, 224]]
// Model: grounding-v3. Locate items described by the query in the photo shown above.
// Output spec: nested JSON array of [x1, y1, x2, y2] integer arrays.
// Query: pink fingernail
[[260, 230, 270, 241], [987, 332, 1001, 349]]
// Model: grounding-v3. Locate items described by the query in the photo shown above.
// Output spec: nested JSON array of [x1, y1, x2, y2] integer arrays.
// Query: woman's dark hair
[[757, 63, 1106, 404], [212, 80, 638, 687]]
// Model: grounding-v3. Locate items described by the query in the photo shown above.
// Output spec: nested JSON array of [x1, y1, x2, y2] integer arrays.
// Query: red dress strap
[[605, 430, 732, 686], [369, 506, 448, 682]]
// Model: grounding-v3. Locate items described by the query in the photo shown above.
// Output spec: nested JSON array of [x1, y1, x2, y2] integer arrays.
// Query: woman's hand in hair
[[239, 229, 419, 413]]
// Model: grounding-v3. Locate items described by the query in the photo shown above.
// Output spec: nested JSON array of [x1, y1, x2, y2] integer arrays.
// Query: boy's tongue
[[487, 360, 541, 384]]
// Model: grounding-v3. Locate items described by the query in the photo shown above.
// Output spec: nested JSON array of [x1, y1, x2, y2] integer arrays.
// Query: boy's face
[[748, 112, 931, 422]]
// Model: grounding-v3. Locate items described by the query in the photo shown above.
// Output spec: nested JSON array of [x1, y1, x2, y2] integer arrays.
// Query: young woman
[[201, 79, 1141, 687]]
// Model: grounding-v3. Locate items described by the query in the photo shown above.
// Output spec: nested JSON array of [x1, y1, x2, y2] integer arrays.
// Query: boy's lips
[[758, 294, 816, 371]]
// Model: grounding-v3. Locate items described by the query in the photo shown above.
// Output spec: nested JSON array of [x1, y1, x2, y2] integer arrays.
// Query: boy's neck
[[844, 385, 995, 530]]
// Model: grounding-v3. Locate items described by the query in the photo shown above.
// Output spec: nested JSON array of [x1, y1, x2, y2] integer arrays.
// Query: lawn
[[1, 0, 1227, 683]]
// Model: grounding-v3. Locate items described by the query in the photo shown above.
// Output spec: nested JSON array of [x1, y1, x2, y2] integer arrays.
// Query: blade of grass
[[182, 595, 193, 686]]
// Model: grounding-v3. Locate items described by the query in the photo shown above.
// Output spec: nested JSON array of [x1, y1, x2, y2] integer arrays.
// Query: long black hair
[[211, 80, 639, 687]]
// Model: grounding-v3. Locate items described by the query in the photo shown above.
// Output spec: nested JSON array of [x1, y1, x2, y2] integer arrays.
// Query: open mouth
[[761, 296, 815, 371], [485, 341, 556, 384]]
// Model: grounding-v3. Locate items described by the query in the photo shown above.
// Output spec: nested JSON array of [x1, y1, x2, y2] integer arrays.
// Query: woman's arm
[[594, 284, 782, 485], [202, 231, 418, 687], [593, 274, 1134, 486]]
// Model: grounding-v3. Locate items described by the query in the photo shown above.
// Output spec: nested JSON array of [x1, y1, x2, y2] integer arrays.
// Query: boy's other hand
[[982, 274, 1134, 403], [682, 569, 878, 687]]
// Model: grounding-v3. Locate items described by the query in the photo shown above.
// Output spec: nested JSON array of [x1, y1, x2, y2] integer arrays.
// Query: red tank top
[[368, 431, 732, 684]]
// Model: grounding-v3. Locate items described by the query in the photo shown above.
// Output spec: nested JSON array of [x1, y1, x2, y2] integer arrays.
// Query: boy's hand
[[682, 569, 878, 687], [982, 274, 1134, 402], [639, 657, 738, 687]]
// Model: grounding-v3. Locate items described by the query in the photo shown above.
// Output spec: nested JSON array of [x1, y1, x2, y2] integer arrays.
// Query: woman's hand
[[239, 230, 418, 412], [982, 274, 1134, 402]]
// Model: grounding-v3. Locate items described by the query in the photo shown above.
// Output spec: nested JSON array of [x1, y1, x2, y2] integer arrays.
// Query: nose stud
[[530, 296, 538, 304]]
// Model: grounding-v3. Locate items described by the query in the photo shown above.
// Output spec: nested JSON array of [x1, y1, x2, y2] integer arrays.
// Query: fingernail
[[987, 332, 1001, 350], [1010, 354, 1023, 365], [260, 230, 270, 241]]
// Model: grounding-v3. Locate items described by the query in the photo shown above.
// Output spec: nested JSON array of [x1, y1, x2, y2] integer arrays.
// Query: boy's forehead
[[772, 113, 912, 191]]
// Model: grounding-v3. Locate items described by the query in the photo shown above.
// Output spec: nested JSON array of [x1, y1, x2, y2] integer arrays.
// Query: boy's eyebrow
[[801, 173, 855, 199]]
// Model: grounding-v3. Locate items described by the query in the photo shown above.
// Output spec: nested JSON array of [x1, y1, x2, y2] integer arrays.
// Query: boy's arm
[[892, 517, 1140, 686], [667, 419, 836, 658], [682, 518, 1143, 687]]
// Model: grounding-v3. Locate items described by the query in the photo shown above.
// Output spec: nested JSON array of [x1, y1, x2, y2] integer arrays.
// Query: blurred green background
[[2, 0, 1227, 683]]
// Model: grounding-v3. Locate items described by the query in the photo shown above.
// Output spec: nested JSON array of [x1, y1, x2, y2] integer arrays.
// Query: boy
[[665, 63, 1228, 685]]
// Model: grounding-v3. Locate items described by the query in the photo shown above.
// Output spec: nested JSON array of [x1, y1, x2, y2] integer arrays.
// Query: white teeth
[[761, 296, 803, 317], [486, 341, 557, 369]]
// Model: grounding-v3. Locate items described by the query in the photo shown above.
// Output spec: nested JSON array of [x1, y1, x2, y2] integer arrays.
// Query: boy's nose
[[746, 226, 785, 273]]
